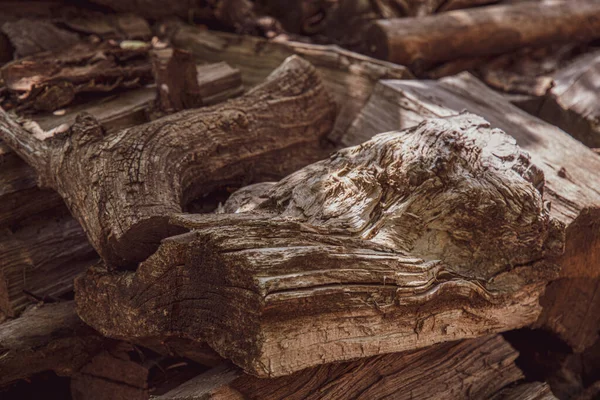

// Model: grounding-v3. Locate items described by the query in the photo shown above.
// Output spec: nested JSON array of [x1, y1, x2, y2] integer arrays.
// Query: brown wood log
[[537, 50, 600, 148], [153, 335, 524, 400], [0, 207, 97, 318], [0, 301, 108, 386], [366, 1, 600, 73], [168, 23, 412, 142], [342, 73, 600, 352], [1, 40, 153, 111], [490, 382, 557, 400], [75, 113, 563, 377], [0, 55, 336, 268]]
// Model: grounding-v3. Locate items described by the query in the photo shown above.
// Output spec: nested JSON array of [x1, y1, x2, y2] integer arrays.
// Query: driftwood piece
[[154, 335, 523, 399], [537, 50, 600, 148], [1, 40, 153, 111], [366, 1, 600, 73], [168, 23, 412, 142], [342, 73, 600, 352], [0, 55, 336, 267], [0, 207, 97, 318], [0, 301, 107, 386], [76, 113, 563, 377]]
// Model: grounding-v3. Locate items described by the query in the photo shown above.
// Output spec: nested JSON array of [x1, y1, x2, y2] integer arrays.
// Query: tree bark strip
[[366, 1, 600, 73], [342, 72, 600, 352]]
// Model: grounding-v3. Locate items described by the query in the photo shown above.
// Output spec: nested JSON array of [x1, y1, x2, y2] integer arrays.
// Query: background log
[[366, 1, 600, 73]]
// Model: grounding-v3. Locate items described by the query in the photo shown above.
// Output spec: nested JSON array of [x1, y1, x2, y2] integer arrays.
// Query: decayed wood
[[0, 301, 107, 386], [1, 40, 153, 111], [366, 1, 600, 73], [75, 113, 563, 377], [0, 55, 336, 267], [168, 23, 412, 142], [343, 72, 600, 352], [537, 50, 600, 148], [0, 206, 97, 318], [154, 335, 523, 400]]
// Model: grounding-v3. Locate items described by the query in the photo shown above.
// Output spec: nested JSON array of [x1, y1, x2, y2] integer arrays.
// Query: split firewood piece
[[342, 73, 600, 352], [0, 55, 336, 267], [76, 114, 563, 377], [168, 22, 412, 142], [0, 301, 108, 386], [0, 206, 97, 318], [63, 13, 152, 41], [537, 50, 600, 148], [1, 40, 153, 111], [490, 382, 557, 400], [1, 19, 80, 58], [366, 1, 600, 73], [152, 48, 243, 113], [154, 335, 523, 399]]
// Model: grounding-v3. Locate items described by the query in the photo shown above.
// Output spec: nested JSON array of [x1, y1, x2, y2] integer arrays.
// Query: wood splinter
[[0, 55, 337, 267], [76, 114, 564, 377]]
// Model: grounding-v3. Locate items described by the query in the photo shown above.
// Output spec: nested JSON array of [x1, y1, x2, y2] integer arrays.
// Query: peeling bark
[[342, 72, 600, 352], [76, 113, 562, 377], [0, 55, 336, 267]]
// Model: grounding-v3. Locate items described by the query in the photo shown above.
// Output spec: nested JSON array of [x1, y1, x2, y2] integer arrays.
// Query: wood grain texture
[[154, 335, 524, 400], [342, 72, 600, 352], [537, 50, 600, 148], [0, 301, 107, 386], [76, 113, 563, 377], [366, 1, 600, 72], [0, 55, 336, 268], [169, 23, 412, 143]]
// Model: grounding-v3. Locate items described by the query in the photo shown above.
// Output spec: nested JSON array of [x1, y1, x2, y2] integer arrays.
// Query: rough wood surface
[[342, 72, 600, 352], [154, 335, 524, 400], [366, 1, 600, 73], [490, 382, 557, 400], [0, 55, 336, 268], [1, 40, 153, 111], [0, 301, 107, 386], [0, 207, 97, 318], [168, 23, 412, 142], [1, 19, 80, 58], [76, 113, 563, 377], [537, 50, 600, 148]]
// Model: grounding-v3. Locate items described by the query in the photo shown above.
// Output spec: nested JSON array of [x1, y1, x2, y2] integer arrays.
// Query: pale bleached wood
[[342, 72, 600, 352]]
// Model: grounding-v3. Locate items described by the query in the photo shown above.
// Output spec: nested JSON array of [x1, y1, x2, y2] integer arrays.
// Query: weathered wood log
[[342, 73, 600, 352], [0, 206, 97, 318], [0, 301, 108, 386], [76, 113, 563, 377], [490, 382, 557, 400], [168, 23, 412, 142], [366, 1, 600, 73], [1, 19, 80, 58], [1, 40, 153, 111], [63, 13, 152, 41], [537, 50, 600, 148], [154, 335, 523, 399], [0, 55, 336, 267]]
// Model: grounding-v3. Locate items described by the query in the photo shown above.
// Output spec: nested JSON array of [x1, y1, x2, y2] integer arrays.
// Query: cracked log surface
[[76, 114, 563, 377], [0, 55, 336, 267], [155, 335, 523, 400], [342, 72, 600, 352]]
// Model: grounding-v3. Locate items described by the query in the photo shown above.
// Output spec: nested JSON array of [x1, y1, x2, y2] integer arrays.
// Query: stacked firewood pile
[[1, 0, 600, 399]]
